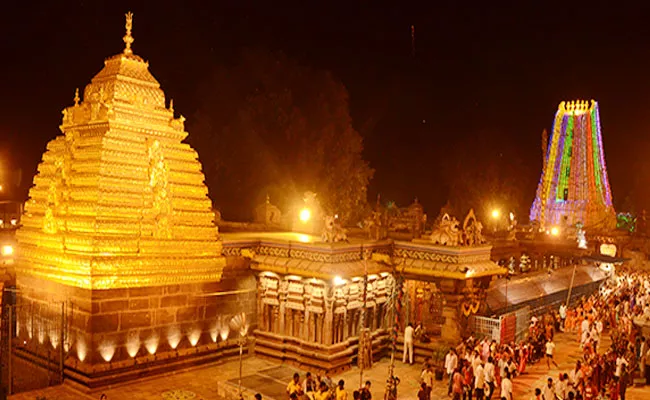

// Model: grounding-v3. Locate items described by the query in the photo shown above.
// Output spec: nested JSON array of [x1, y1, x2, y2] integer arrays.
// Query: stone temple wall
[[14, 258, 256, 387]]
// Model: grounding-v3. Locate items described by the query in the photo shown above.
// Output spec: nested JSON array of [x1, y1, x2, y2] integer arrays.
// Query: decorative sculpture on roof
[[255, 195, 283, 226], [430, 209, 488, 247], [430, 214, 461, 246], [461, 209, 485, 246], [322, 215, 348, 243], [363, 210, 385, 241]]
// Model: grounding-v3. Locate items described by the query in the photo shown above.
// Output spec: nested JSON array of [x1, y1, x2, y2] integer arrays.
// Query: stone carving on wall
[[459, 280, 484, 317], [147, 139, 172, 239]]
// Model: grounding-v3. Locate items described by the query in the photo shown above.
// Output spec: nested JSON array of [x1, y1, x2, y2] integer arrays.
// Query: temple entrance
[[1, 298, 66, 396], [406, 280, 445, 337]]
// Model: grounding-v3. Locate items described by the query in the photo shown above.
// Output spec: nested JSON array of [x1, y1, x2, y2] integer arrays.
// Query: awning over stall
[[486, 265, 607, 313]]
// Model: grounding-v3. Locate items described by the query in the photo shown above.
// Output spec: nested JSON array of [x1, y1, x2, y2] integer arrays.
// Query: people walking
[[403, 323, 415, 364], [545, 338, 559, 369], [446, 348, 459, 395], [500, 371, 513, 400]]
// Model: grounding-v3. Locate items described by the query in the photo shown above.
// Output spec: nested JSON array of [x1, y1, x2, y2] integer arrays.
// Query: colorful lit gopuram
[[530, 100, 616, 230]]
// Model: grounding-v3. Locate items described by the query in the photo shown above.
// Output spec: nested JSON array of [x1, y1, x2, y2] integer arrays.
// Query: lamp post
[[504, 271, 511, 314], [491, 209, 500, 233], [229, 313, 249, 400]]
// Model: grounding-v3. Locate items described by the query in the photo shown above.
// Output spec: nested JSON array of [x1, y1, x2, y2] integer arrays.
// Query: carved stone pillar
[[257, 277, 265, 331], [441, 294, 462, 342], [299, 311, 305, 340], [304, 309, 310, 341], [279, 279, 288, 336], [272, 305, 279, 334], [323, 286, 334, 345]]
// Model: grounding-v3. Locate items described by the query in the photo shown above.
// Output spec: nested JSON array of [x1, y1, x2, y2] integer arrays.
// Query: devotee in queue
[[336, 380, 348, 400], [287, 373, 303, 398]]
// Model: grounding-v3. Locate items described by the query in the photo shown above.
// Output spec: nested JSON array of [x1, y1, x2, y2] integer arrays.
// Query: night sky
[[1, 1, 649, 217]]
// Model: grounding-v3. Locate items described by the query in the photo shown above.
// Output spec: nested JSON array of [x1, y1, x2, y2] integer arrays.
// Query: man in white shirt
[[595, 319, 603, 335], [559, 304, 567, 331], [420, 365, 434, 396], [483, 356, 496, 400], [471, 350, 481, 372], [615, 355, 628, 378], [546, 339, 559, 369], [500, 371, 513, 400], [556, 373, 568, 400], [581, 316, 590, 337], [445, 348, 458, 395], [542, 377, 556, 400], [403, 323, 414, 364], [474, 360, 485, 400], [590, 325, 600, 352]]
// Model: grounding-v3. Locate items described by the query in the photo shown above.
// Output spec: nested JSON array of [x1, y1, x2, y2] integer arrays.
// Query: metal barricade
[[469, 315, 501, 342], [469, 306, 531, 345]]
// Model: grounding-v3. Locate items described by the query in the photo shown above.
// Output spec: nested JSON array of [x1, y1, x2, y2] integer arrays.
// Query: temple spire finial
[[74, 88, 80, 106], [123, 12, 134, 55]]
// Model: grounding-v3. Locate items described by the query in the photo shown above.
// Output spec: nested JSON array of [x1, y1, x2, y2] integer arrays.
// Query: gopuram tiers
[[530, 100, 616, 231], [13, 13, 246, 389]]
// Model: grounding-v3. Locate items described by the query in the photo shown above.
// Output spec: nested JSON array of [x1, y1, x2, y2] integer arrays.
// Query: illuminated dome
[[16, 13, 224, 289]]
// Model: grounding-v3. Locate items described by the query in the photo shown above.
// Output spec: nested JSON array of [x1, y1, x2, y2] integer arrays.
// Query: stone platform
[[12, 331, 650, 400], [14, 260, 256, 389]]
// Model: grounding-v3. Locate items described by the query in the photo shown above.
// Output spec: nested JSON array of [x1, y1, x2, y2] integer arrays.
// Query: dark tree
[[443, 132, 533, 223], [188, 49, 373, 222]]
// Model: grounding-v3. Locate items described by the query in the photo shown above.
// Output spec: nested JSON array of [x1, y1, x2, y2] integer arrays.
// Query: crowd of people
[[285, 372, 371, 400], [414, 269, 650, 400], [283, 269, 650, 399]]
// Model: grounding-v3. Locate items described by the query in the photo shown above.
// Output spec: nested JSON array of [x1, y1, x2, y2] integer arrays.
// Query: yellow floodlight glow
[[550, 226, 560, 236], [333, 276, 346, 286], [2, 245, 13, 256], [299, 208, 311, 223], [491, 209, 500, 219]]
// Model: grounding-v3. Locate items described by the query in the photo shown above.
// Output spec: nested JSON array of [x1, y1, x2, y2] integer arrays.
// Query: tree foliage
[[188, 49, 373, 222], [443, 132, 533, 222]]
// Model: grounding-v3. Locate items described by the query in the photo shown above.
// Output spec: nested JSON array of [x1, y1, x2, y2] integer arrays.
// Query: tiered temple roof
[[16, 13, 224, 289]]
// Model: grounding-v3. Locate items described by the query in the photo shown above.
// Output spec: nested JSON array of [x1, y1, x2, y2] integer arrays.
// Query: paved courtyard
[[9, 331, 650, 399]]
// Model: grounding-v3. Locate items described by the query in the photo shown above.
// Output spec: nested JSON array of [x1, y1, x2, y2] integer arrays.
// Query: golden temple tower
[[11, 13, 240, 387], [17, 12, 224, 289]]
